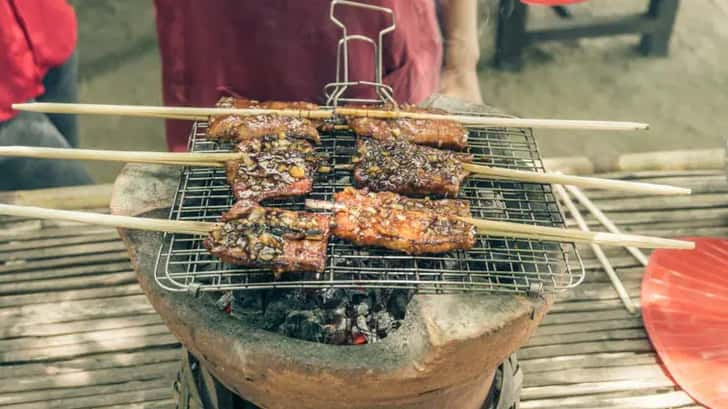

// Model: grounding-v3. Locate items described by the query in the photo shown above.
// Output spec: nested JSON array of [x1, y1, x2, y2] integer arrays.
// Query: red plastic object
[[642, 237, 728, 409], [520, 0, 587, 5]]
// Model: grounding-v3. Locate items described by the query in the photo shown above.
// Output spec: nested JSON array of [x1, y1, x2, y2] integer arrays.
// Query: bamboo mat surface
[[519, 170, 725, 409], [0, 210, 179, 409], [0, 169, 722, 408]]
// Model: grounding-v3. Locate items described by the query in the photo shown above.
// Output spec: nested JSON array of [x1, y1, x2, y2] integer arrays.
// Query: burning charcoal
[[324, 316, 350, 345], [387, 290, 411, 320], [373, 310, 394, 336], [226, 284, 411, 345], [356, 314, 370, 333], [262, 300, 290, 331], [319, 287, 347, 308], [441, 253, 459, 271], [280, 311, 326, 343], [356, 302, 370, 317], [236, 291, 264, 309], [336, 175, 351, 185], [215, 291, 234, 314]]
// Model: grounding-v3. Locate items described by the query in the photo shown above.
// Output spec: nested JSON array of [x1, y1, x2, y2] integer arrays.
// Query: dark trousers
[[0, 52, 92, 190]]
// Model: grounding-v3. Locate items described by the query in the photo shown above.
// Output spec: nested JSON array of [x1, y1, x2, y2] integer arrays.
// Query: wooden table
[[496, 0, 681, 70], [0, 167, 719, 408]]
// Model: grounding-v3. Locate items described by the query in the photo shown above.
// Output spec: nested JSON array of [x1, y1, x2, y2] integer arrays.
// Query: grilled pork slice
[[353, 138, 472, 197], [332, 187, 476, 254], [204, 200, 331, 277], [225, 135, 319, 201], [208, 97, 321, 143], [346, 104, 468, 150]]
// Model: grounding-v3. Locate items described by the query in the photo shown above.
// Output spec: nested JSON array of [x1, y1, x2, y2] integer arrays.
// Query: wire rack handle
[[324, 0, 398, 107]]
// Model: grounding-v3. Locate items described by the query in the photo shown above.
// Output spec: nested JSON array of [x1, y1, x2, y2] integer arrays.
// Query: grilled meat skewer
[[226, 134, 322, 201], [208, 97, 322, 144], [305, 188, 694, 254], [0, 200, 693, 280], [329, 187, 476, 254], [204, 200, 331, 276], [352, 137, 472, 197], [344, 104, 469, 150], [350, 138, 691, 197], [0, 136, 325, 203]]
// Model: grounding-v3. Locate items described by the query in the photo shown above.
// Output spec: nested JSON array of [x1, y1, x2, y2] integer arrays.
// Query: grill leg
[[639, 0, 680, 56], [175, 349, 240, 409]]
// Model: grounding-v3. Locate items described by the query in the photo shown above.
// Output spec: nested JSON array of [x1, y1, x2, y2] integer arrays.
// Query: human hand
[[439, 67, 484, 105]]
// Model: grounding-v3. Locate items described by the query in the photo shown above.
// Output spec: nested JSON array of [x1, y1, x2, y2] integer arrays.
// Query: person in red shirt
[[154, 0, 483, 151], [0, 0, 92, 190]]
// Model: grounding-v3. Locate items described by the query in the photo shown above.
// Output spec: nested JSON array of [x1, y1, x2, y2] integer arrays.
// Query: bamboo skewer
[[456, 216, 693, 250], [12, 102, 649, 132], [0, 146, 241, 168], [0, 146, 690, 196], [305, 199, 694, 250], [334, 107, 649, 131], [564, 184, 649, 266], [553, 184, 639, 314], [463, 163, 690, 196], [11, 103, 331, 122], [0, 204, 218, 235]]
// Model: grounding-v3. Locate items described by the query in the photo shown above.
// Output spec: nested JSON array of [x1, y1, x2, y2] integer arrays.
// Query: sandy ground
[[68, 0, 726, 182]]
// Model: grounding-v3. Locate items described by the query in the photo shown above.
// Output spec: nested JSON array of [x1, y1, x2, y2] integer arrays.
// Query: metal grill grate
[[153, 117, 585, 295]]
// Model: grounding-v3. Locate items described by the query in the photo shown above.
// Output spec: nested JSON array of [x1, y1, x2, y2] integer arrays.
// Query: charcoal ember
[[323, 314, 350, 345], [356, 301, 370, 317], [279, 310, 326, 343], [336, 175, 351, 185], [318, 287, 348, 308], [373, 310, 394, 336], [215, 291, 234, 311], [355, 314, 370, 333], [387, 290, 411, 320], [231, 285, 412, 345], [236, 292, 263, 309], [262, 299, 290, 331]]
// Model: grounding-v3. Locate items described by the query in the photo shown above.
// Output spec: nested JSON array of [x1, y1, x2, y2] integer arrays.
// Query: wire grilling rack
[[153, 116, 585, 296]]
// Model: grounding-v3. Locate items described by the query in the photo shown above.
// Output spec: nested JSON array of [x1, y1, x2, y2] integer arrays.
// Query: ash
[[220, 287, 413, 345]]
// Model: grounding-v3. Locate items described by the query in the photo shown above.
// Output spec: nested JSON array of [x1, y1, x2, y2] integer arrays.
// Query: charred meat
[[204, 200, 331, 276], [346, 104, 468, 150], [353, 137, 472, 197], [208, 97, 322, 143], [225, 134, 320, 201], [331, 187, 476, 254]]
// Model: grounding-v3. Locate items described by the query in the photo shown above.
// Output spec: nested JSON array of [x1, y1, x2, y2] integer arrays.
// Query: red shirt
[[0, 0, 77, 121], [154, 0, 443, 151]]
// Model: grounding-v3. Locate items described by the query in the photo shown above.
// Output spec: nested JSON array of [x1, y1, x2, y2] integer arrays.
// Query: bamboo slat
[[519, 339, 655, 360], [0, 313, 162, 340], [0, 378, 171, 407], [0, 184, 113, 210]]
